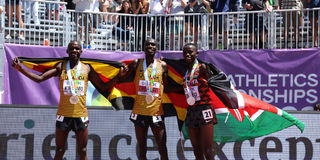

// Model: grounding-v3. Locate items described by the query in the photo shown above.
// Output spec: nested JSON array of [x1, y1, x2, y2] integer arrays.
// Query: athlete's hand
[[118, 65, 128, 79], [12, 57, 22, 71]]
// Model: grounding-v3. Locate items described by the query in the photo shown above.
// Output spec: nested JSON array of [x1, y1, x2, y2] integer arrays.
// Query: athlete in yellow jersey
[[121, 38, 169, 160], [12, 41, 124, 160]]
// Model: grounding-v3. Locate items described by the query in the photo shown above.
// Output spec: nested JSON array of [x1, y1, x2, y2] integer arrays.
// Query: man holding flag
[[11, 40, 124, 160]]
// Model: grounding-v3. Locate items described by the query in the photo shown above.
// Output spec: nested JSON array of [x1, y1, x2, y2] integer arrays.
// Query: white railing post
[[269, 9, 276, 49], [64, 10, 70, 46], [201, 14, 209, 50]]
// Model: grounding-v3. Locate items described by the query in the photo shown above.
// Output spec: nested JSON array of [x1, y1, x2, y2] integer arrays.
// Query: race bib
[[152, 116, 162, 123], [202, 109, 213, 120], [130, 113, 137, 120], [81, 117, 89, 122], [56, 115, 64, 122], [63, 80, 85, 95], [138, 80, 160, 96]]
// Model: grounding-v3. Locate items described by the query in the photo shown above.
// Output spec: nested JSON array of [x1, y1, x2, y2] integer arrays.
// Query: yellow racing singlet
[[132, 59, 164, 116], [57, 61, 89, 117]]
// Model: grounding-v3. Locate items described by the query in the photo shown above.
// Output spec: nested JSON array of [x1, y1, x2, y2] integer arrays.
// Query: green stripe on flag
[[182, 111, 305, 142]]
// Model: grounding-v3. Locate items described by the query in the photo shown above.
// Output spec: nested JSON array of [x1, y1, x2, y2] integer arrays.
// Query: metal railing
[[1, 1, 319, 51]]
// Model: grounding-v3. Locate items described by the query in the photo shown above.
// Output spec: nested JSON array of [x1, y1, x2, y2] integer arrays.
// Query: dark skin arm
[[199, 63, 210, 81], [12, 57, 62, 83], [12, 57, 123, 92], [118, 59, 139, 81], [88, 64, 124, 93], [161, 60, 173, 93]]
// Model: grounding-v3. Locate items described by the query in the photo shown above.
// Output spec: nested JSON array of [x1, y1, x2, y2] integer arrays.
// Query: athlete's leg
[[75, 128, 88, 160], [151, 125, 168, 160], [54, 127, 69, 160], [188, 127, 203, 160], [200, 123, 214, 160], [135, 125, 148, 160]]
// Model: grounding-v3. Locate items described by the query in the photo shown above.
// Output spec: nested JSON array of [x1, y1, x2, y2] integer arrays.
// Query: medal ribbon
[[67, 61, 82, 96], [184, 59, 199, 97], [143, 59, 157, 95]]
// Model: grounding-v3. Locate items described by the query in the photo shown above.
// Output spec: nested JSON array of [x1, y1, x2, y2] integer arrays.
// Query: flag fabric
[[18, 57, 125, 107], [18, 57, 305, 142], [164, 58, 305, 142]]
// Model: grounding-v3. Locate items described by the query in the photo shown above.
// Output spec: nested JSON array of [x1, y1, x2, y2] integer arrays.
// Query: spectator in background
[[100, 0, 120, 24], [242, 0, 271, 48], [64, 0, 76, 23], [149, 0, 169, 50], [229, 0, 240, 27], [5, 0, 25, 40], [46, 0, 60, 20], [269, 0, 280, 9], [74, 0, 95, 49], [278, 0, 305, 47], [184, 0, 211, 45], [113, 0, 134, 49], [167, 0, 187, 50], [91, 0, 101, 49], [306, 0, 319, 47], [99, 0, 109, 24], [64, 0, 76, 10], [24, 0, 40, 25], [210, 0, 230, 49], [132, 0, 149, 50]]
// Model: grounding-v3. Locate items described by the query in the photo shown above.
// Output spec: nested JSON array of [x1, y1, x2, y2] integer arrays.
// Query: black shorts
[[56, 116, 89, 132], [185, 104, 217, 128], [129, 113, 165, 128]]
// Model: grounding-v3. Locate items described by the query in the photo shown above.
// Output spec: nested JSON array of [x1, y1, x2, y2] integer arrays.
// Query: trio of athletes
[[12, 39, 216, 160]]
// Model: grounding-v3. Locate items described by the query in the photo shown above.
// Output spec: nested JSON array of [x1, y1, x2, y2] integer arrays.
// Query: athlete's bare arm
[[199, 63, 209, 81], [118, 59, 139, 81], [88, 64, 124, 93], [12, 57, 62, 83]]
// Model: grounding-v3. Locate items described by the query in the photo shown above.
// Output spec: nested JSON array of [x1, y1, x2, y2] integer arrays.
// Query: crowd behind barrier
[[0, 0, 319, 51]]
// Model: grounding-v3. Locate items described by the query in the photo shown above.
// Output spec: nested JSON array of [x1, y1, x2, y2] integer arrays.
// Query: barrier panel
[[3, 44, 320, 111], [0, 105, 319, 159]]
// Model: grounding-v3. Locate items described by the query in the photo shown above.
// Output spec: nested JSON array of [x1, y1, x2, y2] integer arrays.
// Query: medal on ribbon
[[67, 61, 81, 104], [184, 60, 198, 106], [146, 94, 155, 104], [69, 95, 79, 104], [143, 59, 157, 104]]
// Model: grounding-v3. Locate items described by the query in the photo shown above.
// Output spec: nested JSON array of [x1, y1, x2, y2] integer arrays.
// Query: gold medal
[[146, 94, 154, 104], [69, 95, 79, 104]]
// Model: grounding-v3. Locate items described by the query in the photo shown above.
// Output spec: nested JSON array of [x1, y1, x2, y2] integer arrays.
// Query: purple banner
[[4, 44, 320, 110]]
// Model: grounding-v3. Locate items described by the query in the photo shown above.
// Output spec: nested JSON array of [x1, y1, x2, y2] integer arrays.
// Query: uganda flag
[[18, 57, 125, 107], [17, 57, 304, 142]]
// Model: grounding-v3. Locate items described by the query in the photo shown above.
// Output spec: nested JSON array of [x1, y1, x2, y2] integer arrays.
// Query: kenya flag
[[164, 58, 305, 142]]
